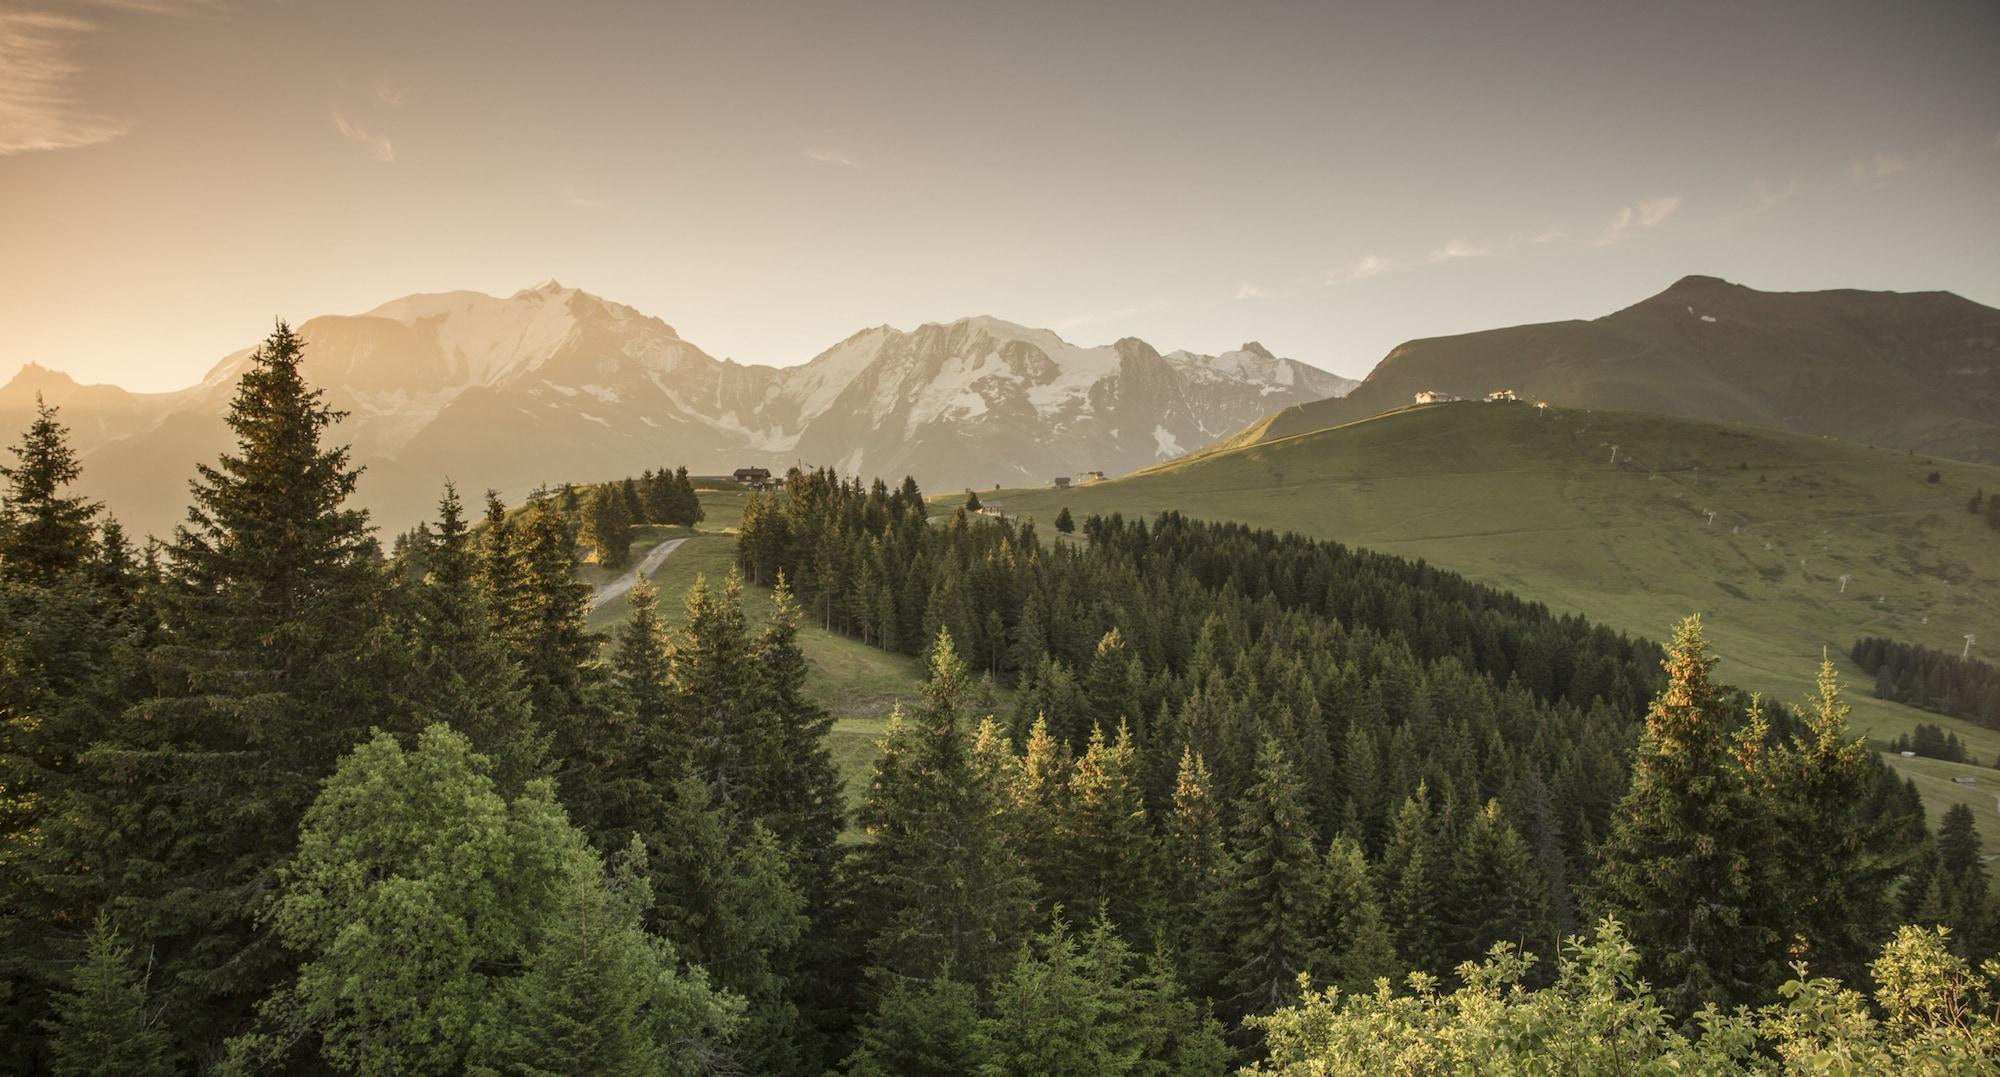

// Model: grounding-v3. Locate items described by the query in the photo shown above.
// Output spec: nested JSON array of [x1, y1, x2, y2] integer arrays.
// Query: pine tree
[[966, 489, 983, 513], [1321, 833, 1401, 992], [750, 575, 846, 884], [0, 400, 135, 1066], [1754, 659, 1908, 985], [668, 572, 761, 808], [646, 780, 808, 1074], [1009, 714, 1071, 902], [1590, 615, 1785, 1016], [42, 914, 173, 1077], [582, 482, 634, 568], [0, 396, 98, 585], [1377, 784, 1450, 975], [1163, 748, 1226, 953], [1447, 800, 1554, 970], [1054, 506, 1075, 534], [973, 914, 1226, 1076], [674, 466, 704, 526], [477, 489, 530, 641], [1209, 735, 1330, 1018], [1056, 722, 1156, 937], [844, 974, 984, 1077], [1083, 628, 1137, 744], [79, 321, 390, 1058], [393, 482, 542, 789], [856, 629, 1034, 987], [513, 493, 597, 731]]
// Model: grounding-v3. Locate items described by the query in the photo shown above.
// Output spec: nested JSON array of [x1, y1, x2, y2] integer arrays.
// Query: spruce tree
[[42, 915, 173, 1077], [81, 320, 390, 1058], [1590, 615, 1784, 1016], [855, 629, 1034, 986], [1447, 800, 1553, 969], [667, 572, 761, 808], [393, 482, 542, 789], [1163, 747, 1226, 955], [1321, 833, 1401, 992], [750, 575, 846, 889], [0, 396, 98, 585], [1054, 506, 1075, 534], [1208, 734, 1330, 1018], [844, 974, 984, 1077], [0, 400, 135, 1066], [583, 482, 634, 568], [1754, 659, 1907, 985], [1056, 722, 1156, 937], [1377, 784, 1450, 975]]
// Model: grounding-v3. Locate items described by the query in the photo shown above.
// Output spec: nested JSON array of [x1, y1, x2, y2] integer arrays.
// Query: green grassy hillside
[[1255, 275, 2000, 466], [581, 489, 922, 813], [999, 401, 2000, 847]]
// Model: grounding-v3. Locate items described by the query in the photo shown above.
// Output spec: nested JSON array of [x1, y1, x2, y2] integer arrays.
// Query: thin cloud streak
[[0, 10, 131, 155], [1596, 195, 1681, 245], [1338, 254, 1391, 280], [1429, 238, 1492, 263], [332, 108, 395, 162], [803, 147, 860, 168]]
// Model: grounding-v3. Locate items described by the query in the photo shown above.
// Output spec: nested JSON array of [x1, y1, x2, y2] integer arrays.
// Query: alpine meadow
[[5, 1, 2000, 1074]]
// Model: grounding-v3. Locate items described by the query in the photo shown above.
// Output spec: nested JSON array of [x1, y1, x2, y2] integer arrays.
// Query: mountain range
[[1238, 275, 2000, 463], [0, 281, 1353, 536]]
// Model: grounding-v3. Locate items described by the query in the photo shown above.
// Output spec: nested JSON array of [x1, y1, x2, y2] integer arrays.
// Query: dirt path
[[589, 536, 688, 611]]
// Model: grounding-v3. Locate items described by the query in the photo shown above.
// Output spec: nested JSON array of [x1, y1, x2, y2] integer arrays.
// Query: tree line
[[3, 327, 1999, 1073], [1855, 635, 2000, 729]]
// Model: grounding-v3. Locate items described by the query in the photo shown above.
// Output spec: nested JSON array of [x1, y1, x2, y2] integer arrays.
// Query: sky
[[2, 0, 1997, 392]]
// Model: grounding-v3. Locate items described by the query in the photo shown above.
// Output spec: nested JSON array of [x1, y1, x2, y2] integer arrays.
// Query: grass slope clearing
[[580, 489, 924, 813], [998, 402, 2000, 851]]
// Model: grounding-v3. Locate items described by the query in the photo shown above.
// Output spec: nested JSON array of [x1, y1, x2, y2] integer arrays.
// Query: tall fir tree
[[42, 915, 173, 1077], [1321, 833, 1402, 993], [391, 482, 542, 789], [74, 321, 391, 1060], [1590, 615, 1785, 1016], [0, 398, 140, 1068], [1752, 659, 1910, 986], [1377, 783, 1450, 975], [1446, 800, 1554, 970], [855, 629, 1034, 987], [1208, 735, 1330, 1020], [0, 396, 98, 585], [1055, 722, 1156, 937]]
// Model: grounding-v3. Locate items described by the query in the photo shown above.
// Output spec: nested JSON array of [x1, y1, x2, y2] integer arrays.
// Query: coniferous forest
[[1854, 635, 2000, 730], [6, 325, 2000, 1074]]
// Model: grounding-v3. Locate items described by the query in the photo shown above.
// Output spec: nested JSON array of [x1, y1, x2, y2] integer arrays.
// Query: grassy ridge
[[997, 402, 2000, 850]]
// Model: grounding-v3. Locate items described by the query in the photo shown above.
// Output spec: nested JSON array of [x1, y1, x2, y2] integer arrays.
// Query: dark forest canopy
[[3, 342, 1999, 1074], [1855, 635, 2000, 729]]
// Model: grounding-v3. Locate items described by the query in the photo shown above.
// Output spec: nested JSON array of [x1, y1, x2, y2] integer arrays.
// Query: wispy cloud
[[1428, 238, 1492, 263], [1334, 254, 1391, 281], [0, 11, 132, 155], [332, 108, 395, 162], [1596, 195, 1681, 245], [1528, 228, 1564, 245], [803, 147, 860, 168], [1848, 151, 1908, 187], [1751, 177, 1799, 212], [1233, 282, 1266, 300], [372, 74, 410, 108]]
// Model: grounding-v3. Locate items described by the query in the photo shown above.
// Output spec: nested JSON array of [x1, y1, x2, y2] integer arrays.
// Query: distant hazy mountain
[[0, 281, 1353, 535], [1239, 275, 2000, 463]]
